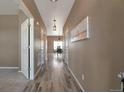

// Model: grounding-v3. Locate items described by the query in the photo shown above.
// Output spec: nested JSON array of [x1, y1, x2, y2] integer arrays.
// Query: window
[[53, 41, 63, 51]]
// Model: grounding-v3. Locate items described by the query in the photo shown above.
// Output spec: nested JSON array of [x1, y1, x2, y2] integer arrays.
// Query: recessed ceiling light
[[50, 0, 58, 2]]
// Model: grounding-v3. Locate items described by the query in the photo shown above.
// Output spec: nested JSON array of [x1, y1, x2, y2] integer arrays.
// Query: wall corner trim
[[68, 66, 85, 92]]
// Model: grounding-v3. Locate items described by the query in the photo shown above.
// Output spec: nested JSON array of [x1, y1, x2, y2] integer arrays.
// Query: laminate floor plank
[[24, 53, 82, 92]]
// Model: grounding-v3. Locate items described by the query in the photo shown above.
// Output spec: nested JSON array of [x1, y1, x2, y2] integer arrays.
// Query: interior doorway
[[21, 19, 30, 79], [21, 18, 34, 80], [53, 41, 63, 52]]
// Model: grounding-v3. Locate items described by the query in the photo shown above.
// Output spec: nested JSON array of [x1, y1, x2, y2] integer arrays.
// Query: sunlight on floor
[[53, 54, 63, 68]]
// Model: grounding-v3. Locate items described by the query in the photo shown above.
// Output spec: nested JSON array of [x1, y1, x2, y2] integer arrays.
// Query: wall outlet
[[82, 74, 85, 81]]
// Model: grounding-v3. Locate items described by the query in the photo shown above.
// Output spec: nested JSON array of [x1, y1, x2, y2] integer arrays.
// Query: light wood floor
[[24, 54, 82, 92]]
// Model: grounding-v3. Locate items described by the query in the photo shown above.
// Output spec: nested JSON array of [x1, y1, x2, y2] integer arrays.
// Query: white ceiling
[[0, 0, 19, 15], [35, 0, 75, 36]]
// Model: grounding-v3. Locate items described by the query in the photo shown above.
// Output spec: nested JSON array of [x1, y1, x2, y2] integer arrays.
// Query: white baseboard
[[0, 67, 19, 69], [18, 70, 22, 73], [34, 66, 41, 79], [68, 66, 85, 92]]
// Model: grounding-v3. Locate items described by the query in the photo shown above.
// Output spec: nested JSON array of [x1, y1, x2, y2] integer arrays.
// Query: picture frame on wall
[[71, 16, 90, 42]]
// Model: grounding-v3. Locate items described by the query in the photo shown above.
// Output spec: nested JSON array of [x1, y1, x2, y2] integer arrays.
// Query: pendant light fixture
[[50, 0, 58, 31], [53, 18, 57, 31]]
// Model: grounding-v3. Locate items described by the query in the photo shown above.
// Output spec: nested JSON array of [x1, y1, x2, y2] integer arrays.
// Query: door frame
[[21, 19, 30, 79], [18, 0, 35, 80], [64, 33, 69, 65], [21, 18, 34, 80], [29, 18, 34, 80]]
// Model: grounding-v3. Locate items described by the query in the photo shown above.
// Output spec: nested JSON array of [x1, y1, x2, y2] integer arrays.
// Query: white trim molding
[[0, 67, 19, 69], [68, 66, 85, 92]]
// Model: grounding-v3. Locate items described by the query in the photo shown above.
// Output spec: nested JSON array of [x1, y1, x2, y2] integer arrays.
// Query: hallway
[[0, 0, 124, 92], [24, 54, 82, 92]]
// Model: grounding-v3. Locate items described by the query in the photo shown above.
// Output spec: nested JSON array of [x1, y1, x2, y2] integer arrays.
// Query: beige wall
[[47, 36, 63, 53], [64, 0, 124, 91], [22, 0, 46, 31], [34, 21, 41, 73], [0, 15, 18, 67]]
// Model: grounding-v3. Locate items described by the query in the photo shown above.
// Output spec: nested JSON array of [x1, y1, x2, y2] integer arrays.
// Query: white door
[[21, 19, 30, 79]]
